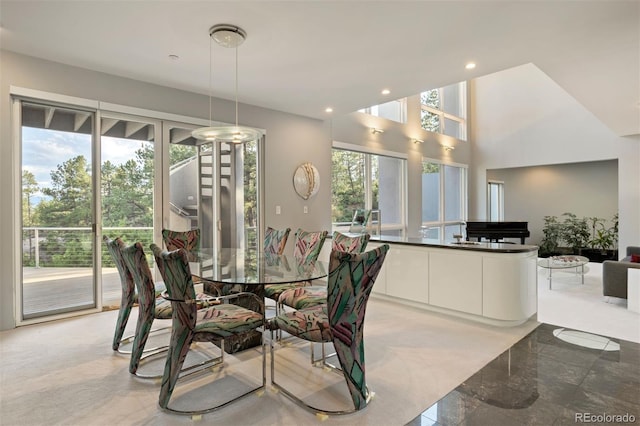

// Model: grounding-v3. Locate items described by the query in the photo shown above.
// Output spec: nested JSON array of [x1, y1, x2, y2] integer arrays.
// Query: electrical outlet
[[304, 206, 308, 214], [276, 205, 281, 215]]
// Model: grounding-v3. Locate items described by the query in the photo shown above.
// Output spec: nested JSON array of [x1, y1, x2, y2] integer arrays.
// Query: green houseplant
[[583, 213, 618, 262], [560, 212, 590, 253], [539, 215, 562, 257]]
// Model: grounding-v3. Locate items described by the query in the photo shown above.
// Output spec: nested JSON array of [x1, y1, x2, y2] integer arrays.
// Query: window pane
[[444, 224, 463, 242], [421, 109, 440, 133], [442, 83, 465, 117], [444, 117, 462, 139], [358, 99, 406, 123], [488, 182, 503, 222], [331, 150, 366, 224], [376, 155, 403, 226], [421, 162, 440, 222], [421, 89, 440, 109], [444, 165, 463, 221], [421, 226, 440, 242]]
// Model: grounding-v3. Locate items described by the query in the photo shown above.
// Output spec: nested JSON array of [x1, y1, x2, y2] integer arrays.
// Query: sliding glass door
[[100, 113, 160, 307], [20, 101, 98, 319], [16, 91, 263, 324]]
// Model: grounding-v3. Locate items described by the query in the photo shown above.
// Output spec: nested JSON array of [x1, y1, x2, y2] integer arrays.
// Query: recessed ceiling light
[[465, 62, 476, 70], [325, 107, 333, 113], [381, 89, 391, 95], [168, 54, 180, 61]]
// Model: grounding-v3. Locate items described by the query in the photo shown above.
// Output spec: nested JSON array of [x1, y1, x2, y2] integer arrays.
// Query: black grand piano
[[465, 221, 530, 244]]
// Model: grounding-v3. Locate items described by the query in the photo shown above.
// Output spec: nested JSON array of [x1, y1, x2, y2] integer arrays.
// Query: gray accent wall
[[487, 160, 618, 246]]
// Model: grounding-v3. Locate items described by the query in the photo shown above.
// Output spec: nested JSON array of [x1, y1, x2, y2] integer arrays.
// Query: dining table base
[[204, 280, 265, 354]]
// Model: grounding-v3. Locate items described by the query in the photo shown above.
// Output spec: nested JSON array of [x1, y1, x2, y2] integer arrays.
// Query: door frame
[[12, 88, 102, 326]]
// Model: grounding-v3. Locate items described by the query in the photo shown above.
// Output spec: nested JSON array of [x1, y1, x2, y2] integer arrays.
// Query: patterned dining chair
[[162, 228, 222, 296], [151, 244, 265, 416], [278, 232, 370, 311], [264, 226, 291, 255], [120, 242, 175, 376], [103, 236, 137, 352], [277, 232, 370, 364], [263, 228, 328, 309], [269, 244, 389, 415], [161, 228, 200, 262]]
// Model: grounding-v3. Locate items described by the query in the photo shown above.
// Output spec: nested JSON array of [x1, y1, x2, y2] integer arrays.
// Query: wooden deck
[[22, 267, 122, 317]]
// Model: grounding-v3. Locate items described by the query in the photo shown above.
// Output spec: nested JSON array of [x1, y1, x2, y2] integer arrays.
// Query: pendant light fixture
[[192, 24, 261, 143]]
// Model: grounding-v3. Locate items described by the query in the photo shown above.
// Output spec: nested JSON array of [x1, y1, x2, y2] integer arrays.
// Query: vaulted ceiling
[[1, 1, 638, 137]]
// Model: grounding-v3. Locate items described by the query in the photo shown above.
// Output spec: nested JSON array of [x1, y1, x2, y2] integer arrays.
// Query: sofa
[[602, 246, 640, 299]]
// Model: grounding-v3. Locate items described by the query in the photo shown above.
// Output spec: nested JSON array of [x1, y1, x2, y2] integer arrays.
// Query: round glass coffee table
[[537, 255, 589, 289]]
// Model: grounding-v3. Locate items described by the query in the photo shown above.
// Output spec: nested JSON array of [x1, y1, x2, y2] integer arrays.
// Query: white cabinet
[[371, 241, 538, 327], [482, 254, 537, 320], [429, 251, 482, 315], [384, 245, 429, 303]]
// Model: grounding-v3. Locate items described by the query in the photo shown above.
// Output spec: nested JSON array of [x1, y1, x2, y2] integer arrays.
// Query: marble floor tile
[[409, 323, 640, 426]]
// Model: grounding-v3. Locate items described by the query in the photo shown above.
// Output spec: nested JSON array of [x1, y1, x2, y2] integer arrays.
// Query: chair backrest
[[293, 228, 328, 266], [151, 244, 197, 329], [120, 242, 157, 310], [103, 236, 135, 297], [264, 227, 291, 255], [162, 229, 200, 262], [331, 231, 370, 254], [326, 244, 389, 410]]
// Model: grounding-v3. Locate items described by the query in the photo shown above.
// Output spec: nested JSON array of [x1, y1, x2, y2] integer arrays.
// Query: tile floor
[[407, 323, 640, 426]]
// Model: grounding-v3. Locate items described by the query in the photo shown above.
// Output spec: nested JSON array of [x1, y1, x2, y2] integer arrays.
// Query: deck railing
[[23, 227, 153, 268]]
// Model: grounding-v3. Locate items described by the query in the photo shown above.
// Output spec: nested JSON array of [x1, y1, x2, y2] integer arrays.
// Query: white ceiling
[[1, 1, 638, 136]]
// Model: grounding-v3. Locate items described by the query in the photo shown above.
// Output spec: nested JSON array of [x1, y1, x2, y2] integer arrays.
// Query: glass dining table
[[192, 248, 328, 353]]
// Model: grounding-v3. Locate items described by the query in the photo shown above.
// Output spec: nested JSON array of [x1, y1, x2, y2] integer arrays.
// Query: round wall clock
[[293, 162, 320, 200]]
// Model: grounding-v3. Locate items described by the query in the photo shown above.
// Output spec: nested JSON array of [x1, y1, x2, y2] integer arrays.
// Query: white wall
[[330, 94, 472, 237], [470, 63, 639, 256]]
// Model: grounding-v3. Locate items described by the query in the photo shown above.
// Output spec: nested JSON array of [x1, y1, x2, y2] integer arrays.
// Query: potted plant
[[560, 212, 590, 254], [539, 215, 561, 257], [583, 213, 618, 262]]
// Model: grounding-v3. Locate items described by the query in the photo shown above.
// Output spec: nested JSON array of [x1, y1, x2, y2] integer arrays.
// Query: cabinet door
[[429, 251, 482, 315], [384, 246, 429, 303]]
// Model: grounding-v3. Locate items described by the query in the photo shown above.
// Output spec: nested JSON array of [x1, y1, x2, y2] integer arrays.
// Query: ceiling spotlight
[[441, 144, 455, 151], [381, 89, 391, 95], [411, 138, 424, 144], [370, 127, 384, 135], [325, 107, 333, 113], [465, 62, 476, 70]]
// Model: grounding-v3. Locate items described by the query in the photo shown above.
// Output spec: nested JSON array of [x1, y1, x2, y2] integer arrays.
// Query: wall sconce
[[411, 138, 424, 145], [370, 127, 384, 135], [441, 144, 455, 151]]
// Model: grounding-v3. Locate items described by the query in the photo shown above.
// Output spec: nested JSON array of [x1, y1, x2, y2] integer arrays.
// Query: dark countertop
[[368, 235, 538, 253]]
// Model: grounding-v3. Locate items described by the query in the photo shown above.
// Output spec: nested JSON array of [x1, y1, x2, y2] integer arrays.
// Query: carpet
[[537, 261, 640, 343]]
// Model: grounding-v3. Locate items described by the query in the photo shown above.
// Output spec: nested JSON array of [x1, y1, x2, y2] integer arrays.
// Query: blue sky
[[22, 126, 147, 203]]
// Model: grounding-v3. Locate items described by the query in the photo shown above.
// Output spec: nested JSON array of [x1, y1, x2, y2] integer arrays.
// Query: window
[[359, 98, 407, 123], [421, 159, 467, 242], [488, 181, 504, 221], [420, 82, 467, 140], [332, 145, 406, 236]]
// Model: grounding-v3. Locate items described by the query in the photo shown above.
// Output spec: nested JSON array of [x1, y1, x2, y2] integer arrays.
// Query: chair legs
[[269, 328, 372, 416], [112, 297, 134, 351], [159, 326, 266, 415], [129, 308, 170, 377]]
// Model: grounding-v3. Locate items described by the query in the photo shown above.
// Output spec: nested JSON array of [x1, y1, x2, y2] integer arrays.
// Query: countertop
[[368, 235, 538, 253]]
